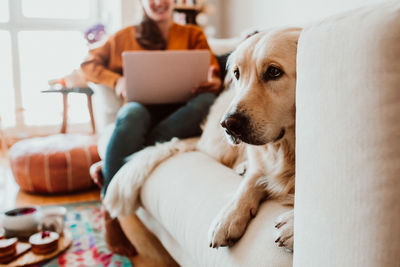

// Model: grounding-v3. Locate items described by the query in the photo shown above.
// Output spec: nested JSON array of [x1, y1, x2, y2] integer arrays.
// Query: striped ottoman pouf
[[9, 134, 101, 194]]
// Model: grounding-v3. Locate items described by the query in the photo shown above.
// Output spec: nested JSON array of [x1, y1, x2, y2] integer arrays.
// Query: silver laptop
[[122, 50, 210, 104]]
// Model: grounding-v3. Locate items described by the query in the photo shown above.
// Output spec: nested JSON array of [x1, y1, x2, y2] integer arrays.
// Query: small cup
[[39, 207, 67, 235], [1, 206, 40, 238]]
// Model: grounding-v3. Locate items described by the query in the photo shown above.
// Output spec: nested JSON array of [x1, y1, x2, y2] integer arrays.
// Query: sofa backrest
[[294, 1, 400, 266]]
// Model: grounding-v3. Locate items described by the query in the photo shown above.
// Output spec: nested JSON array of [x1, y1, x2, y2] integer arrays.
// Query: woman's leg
[[102, 102, 151, 195], [146, 93, 216, 145], [101, 102, 151, 257]]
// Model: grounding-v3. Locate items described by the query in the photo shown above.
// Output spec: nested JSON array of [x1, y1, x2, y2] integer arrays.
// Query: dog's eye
[[264, 66, 283, 81], [233, 68, 240, 80]]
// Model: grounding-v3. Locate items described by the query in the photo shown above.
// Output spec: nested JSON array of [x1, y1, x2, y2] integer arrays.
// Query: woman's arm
[[192, 65, 222, 95], [190, 28, 222, 95], [81, 41, 122, 89]]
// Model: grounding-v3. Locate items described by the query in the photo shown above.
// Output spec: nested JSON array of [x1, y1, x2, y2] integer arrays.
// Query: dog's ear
[[245, 30, 259, 39], [289, 28, 303, 45], [240, 27, 262, 41]]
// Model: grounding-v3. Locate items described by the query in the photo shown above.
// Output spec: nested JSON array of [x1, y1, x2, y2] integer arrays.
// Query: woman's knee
[[116, 102, 150, 127]]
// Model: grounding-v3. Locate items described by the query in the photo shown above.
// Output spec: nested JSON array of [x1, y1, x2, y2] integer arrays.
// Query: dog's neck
[[258, 123, 295, 198], [282, 124, 295, 152], [271, 124, 295, 161]]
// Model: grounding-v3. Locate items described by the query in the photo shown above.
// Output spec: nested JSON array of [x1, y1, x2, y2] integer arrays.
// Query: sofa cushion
[[138, 152, 292, 267], [295, 1, 400, 266]]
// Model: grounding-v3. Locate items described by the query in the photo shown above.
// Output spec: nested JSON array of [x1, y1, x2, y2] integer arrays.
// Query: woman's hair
[[135, 12, 167, 50]]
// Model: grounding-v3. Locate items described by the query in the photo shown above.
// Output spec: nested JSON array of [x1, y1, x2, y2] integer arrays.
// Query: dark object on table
[[5, 207, 36, 217], [174, 5, 201, 25]]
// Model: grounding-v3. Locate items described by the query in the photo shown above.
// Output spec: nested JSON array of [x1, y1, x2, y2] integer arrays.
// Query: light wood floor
[[0, 152, 178, 267]]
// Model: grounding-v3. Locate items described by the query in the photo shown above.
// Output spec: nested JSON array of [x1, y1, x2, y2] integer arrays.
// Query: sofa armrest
[[295, 2, 400, 266], [87, 82, 122, 134], [207, 37, 241, 56], [136, 152, 293, 266]]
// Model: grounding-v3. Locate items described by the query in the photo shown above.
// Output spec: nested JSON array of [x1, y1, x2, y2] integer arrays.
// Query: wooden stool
[[41, 87, 96, 134]]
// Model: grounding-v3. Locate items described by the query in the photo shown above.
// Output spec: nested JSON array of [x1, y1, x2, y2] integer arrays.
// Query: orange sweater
[[81, 23, 220, 90]]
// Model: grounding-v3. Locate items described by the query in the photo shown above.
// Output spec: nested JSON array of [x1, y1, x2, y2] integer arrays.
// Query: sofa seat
[[136, 151, 292, 267]]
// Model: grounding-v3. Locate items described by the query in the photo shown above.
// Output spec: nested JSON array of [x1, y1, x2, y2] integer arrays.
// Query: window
[[19, 31, 88, 126], [0, 0, 9, 22], [0, 0, 100, 135], [0, 31, 15, 127], [21, 0, 92, 20]]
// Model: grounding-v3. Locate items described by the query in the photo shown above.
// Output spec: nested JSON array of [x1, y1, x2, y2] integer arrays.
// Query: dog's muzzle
[[220, 113, 249, 144]]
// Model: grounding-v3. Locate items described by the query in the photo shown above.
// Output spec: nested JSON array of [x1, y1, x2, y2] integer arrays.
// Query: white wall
[[219, 0, 387, 37], [102, 0, 142, 33], [121, 0, 142, 27]]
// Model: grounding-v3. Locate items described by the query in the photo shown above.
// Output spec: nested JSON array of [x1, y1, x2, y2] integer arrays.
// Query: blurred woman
[[81, 0, 221, 256]]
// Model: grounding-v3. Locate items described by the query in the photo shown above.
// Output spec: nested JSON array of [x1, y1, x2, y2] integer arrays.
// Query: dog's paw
[[274, 209, 294, 252], [235, 161, 247, 176], [208, 201, 256, 248]]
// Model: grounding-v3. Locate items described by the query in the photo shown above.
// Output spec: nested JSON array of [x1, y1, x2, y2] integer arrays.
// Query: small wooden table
[[41, 87, 96, 134], [174, 5, 202, 25]]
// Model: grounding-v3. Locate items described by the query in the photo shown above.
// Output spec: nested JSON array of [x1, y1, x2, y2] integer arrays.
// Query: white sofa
[[91, 1, 400, 266]]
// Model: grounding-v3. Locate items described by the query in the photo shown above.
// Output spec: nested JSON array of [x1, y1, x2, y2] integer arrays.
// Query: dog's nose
[[221, 114, 246, 137]]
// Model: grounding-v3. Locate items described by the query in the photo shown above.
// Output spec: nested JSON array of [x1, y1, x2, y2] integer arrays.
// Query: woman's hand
[[115, 76, 127, 100], [192, 66, 222, 95]]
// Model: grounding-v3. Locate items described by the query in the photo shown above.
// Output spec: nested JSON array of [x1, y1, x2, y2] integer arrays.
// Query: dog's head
[[221, 28, 301, 145]]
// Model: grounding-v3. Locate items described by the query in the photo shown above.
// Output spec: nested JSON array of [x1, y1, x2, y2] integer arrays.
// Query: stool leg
[[61, 93, 68, 134], [87, 94, 96, 134]]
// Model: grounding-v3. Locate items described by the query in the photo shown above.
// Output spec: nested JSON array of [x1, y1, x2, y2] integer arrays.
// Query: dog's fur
[[103, 27, 301, 252]]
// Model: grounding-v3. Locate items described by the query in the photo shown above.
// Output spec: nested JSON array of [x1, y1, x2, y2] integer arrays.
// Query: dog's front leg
[[208, 172, 267, 248]]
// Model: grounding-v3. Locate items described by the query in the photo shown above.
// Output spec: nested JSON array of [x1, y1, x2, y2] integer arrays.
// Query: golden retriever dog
[[103, 27, 301, 252]]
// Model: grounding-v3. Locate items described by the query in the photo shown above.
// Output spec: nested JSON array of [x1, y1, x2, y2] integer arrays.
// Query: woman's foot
[[93, 165, 137, 257], [90, 161, 104, 188], [103, 207, 138, 257]]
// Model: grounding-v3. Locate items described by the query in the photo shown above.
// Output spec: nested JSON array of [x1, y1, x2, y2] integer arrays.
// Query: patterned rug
[[40, 201, 132, 267]]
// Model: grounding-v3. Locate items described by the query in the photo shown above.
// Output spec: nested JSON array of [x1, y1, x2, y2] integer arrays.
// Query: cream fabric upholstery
[[294, 1, 400, 266], [139, 152, 293, 267], [88, 82, 121, 159], [88, 82, 122, 134]]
